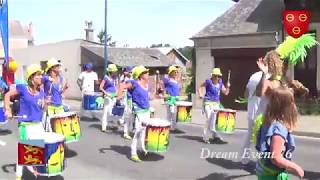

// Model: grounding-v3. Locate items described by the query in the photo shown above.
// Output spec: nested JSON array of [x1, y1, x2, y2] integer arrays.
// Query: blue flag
[[0, 0, 8, 68]]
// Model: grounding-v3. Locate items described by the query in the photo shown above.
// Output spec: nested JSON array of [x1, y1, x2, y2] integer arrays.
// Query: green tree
[[178, 46, 195, 95], [97, 29, 116, 47]]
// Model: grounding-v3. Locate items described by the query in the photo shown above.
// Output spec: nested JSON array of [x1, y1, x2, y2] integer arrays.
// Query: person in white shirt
[[239, 71, 263, 165], [77, 63, 98, 95]]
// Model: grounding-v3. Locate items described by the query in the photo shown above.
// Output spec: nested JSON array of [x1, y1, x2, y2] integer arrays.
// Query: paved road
[[0, 114, 319, 180]]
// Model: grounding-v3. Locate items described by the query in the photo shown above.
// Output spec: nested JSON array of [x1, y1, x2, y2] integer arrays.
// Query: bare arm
[[221, 84, 230, 96], [117, 82, 133, 100], [99, 79, 108, 95], [4, 88, 19, 118], [270, 135, 304, 178], [197, 82, 206, 98]]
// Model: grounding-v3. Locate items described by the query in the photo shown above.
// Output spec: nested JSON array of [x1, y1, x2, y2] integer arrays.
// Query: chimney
[[84, 21, 94, 41]]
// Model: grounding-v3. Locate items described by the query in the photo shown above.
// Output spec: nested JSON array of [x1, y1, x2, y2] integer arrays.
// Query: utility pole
[[104, 0, 108, 75]]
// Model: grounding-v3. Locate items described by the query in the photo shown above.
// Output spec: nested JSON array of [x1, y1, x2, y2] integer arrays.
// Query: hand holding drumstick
[[227, 70, 231, 88]]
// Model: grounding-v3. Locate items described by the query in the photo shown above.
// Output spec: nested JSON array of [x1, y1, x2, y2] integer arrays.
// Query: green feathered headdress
[[276, 33, 319, 65]]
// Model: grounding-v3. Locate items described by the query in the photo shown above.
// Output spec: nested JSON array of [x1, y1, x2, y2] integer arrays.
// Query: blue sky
[[9, 0, 234, 47]]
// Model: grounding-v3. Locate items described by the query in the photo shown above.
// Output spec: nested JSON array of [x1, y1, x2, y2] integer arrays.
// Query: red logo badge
[[283, 10, 311, 38]]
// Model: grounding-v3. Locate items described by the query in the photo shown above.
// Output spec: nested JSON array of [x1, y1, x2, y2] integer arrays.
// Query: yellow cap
[[45, 58, 61, 72], [132, 65, 149, 79], [106, 64, 118, 72], [168, 65, 178, 74], [211, 68, 222, 76], [26, 64, 43, 80]]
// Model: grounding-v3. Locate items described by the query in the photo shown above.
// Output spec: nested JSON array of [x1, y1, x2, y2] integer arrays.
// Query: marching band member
[[197, 68, 230, 144], [42, 58, 68, 131], [4, 64, 49, 180], [118, 65, 152, 162], [100, 64, 120, 132], [161, 65, 181, 130]]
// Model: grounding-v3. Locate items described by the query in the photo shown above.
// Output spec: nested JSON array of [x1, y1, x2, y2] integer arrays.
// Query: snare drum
[[18, 132, 65, 177], [36, 133, 65, 176], [50, 112, 81, 143], [176, 101, 192, 123], [145, 118, 170, 153], [215, 109, 236, 134], [83, 92, 104, 110]]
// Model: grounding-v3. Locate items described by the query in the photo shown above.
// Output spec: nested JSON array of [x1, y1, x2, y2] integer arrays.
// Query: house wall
[[193, 33, 277, 108], [309, 23, 320, 94], [0, 38, 29, 57], [11, 40, 82, 99]]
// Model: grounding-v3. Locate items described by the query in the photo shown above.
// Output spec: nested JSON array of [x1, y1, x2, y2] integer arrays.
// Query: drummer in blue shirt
[[161, 65, 181, 130], [42, 58, 68, 116], [118, 65, 153, 162], [100, 64, 119, 132], [4, 64, 50, 180], [198, 68, 230, 144]]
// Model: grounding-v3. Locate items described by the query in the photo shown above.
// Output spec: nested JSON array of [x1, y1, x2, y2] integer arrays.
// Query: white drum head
[[218, 109, 236, 113], [50, 112, 77, 119], [43, 132, 65, 143], [149, 118, 171, 127], [176, 101, 192, 106]]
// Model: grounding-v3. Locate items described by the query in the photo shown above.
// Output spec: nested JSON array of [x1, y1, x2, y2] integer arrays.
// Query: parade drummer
[[117, 65, 153, 162], [119, 66, 134, 139], [99, 64, 123, 133], [4, 64, 50, 180], [197, 68, 230, 144], [160, 65, 181, 130], [43, 58, 69, 117], [77, 62, 99, 95]]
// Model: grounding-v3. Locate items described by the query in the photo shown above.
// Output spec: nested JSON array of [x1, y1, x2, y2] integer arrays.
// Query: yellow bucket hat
[[106, 64, 118, 73], [132, 65, 149, 79], [211, 68, 222, 76], [168, 65, 178, 74], [26, 64, 43, 80], [45, 58, 61, 72]]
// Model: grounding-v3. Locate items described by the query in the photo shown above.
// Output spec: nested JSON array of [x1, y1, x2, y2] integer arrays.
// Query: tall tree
[[97, 29, 116, 47]]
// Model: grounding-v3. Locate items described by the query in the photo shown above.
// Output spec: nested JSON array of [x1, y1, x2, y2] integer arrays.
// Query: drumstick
[[227, 70, 231, 84], [155, 70, 160, 94], [13, 115, 27, 119]]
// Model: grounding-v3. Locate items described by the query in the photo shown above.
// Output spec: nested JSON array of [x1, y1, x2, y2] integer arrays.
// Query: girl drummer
[[161, 65, 181, 130], [117, 65, 152, 162], [197, 68, 230, 144], [100, 64, 119, 132], [4, 64, 49, 180], [42, 58, 68, 130], [119, 66, 134, 140]]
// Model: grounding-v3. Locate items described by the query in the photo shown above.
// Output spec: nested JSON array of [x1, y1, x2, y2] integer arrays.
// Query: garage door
[[212, 48, 273, 110]]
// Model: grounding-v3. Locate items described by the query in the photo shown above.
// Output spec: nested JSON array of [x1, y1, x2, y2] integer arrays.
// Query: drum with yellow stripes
[[215, 109, 236, 134], [145, 118, 170, 153]]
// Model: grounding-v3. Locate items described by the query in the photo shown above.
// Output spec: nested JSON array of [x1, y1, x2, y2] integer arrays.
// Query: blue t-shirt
[[16, 84, 45, 122], [129, 80, 150, 110], [255, 121, 295, 176], [204, 79, 223, 102], [43, 75, 63, 106], [163, 77, 180, 96], [103, 76, 117, 93], [125, 79, 132, 99]]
